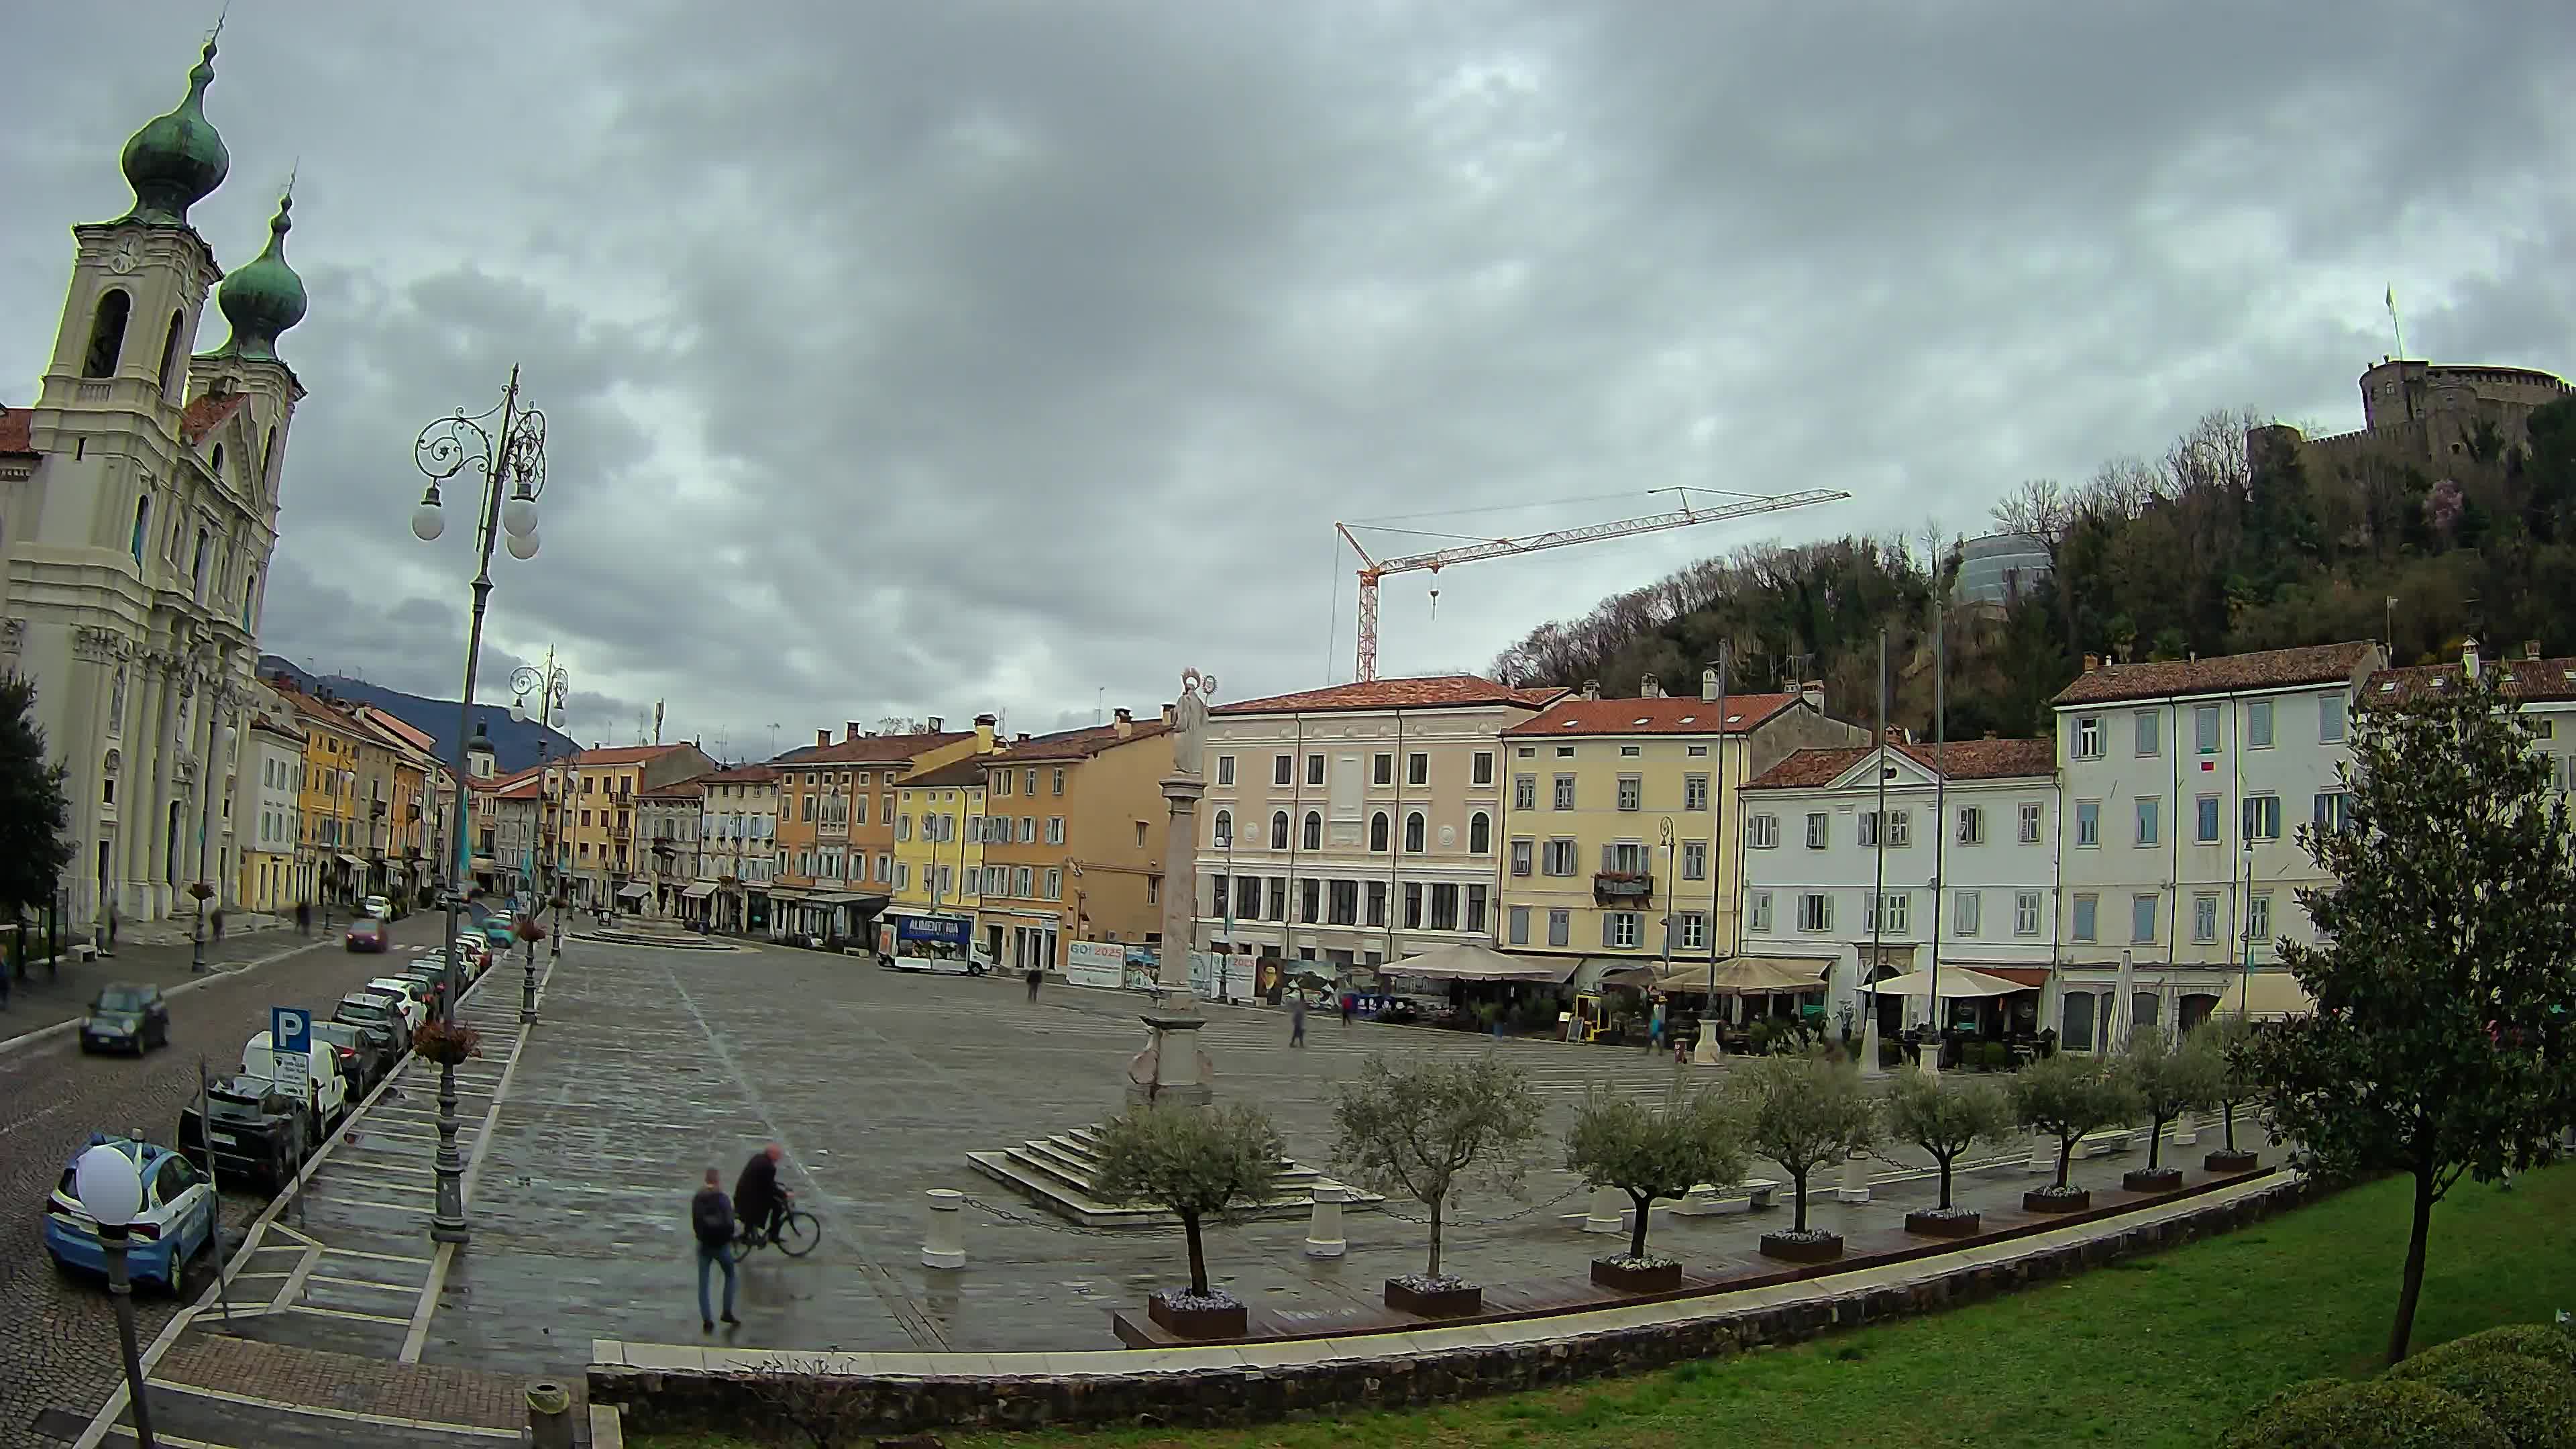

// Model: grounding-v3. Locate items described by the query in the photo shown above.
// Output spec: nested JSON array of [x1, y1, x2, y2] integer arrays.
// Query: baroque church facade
[[0, 36, 309, 926]]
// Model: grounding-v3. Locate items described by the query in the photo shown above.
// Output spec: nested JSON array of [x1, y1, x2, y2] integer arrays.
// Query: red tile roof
[[0, 406, 35, 457], [898, 757, 996, 790], [1745, 737, 2057, 791], [571, 743, 700, 766], [180, 392, 249, 445], [640, 778, 707, 798], [1503, 693, 1801, 738], [1214, 675, 1564, 716], [987, 719, 1172, 763], [2051, 642, 2379, 706], [767, 731, 971, 766], [2368, 655, 2576, 706], [694, 763, 780, 784]]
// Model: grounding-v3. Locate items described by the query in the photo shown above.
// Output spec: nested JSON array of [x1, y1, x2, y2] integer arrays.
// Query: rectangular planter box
[[1903, 1210, 1982, 1238], [1589, 1257, 1682, 1293], [1758, 1232, 1845, 1264], [1146, 1291, 1247, 1340], [1384, 1278, 1483, 1318]]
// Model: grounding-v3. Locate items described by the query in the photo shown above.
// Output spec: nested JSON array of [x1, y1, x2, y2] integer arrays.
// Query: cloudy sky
[[8, 2, 2573, 755]]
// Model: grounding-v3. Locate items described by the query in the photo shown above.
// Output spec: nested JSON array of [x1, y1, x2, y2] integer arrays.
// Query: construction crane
[[1336, 486, 1850, 682]]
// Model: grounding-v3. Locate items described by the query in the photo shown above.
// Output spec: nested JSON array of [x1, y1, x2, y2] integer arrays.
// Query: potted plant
[[188, 881, 214, 902], [2008, 1053, 2137, 1213], [1093, 1102, 1285, 1339], [413, 1019, 484, 1065], [1735, 1054, 1878, 1262], [1563, 1086, 1748, 1293], [2115, 1026, 2220, 1192], [1884, 1070, 2017, 1237], [1332, 1055, 1544, 1317], [2196, 1015, 2264, 1173]]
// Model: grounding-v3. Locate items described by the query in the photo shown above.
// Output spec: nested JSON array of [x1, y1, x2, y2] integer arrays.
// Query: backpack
[[691, 1189, 733, 1245]]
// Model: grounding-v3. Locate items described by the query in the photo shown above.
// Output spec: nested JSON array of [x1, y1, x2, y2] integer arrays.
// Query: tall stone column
[[1124, 669, 1217, 1109], [1156, 768, 1203, 1010]]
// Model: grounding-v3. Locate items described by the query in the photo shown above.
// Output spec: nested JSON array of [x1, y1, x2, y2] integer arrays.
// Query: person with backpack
[[690, 1167, 740, 1332]]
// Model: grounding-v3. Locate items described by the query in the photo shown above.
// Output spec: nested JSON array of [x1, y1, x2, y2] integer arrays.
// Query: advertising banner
[[1066, 939, 1124, 990]]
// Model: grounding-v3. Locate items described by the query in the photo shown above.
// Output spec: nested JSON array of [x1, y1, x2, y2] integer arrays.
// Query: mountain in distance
[[257, 655, 578, 775]]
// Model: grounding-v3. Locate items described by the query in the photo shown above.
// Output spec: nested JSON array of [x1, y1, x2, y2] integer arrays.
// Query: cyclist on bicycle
[[734, 1143, 788, 1244]]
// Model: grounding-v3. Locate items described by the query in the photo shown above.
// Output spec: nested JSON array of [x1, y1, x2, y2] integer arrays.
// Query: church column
[[123, 655, 167, 918]]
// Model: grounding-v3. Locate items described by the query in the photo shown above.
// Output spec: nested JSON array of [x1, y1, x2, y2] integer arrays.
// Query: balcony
[[609, 824, 632, 841], [1593, 870, 1654, 906]]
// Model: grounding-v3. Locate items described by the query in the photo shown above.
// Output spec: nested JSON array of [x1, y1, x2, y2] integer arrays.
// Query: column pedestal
[[1125, 1014, 1213, 1108]]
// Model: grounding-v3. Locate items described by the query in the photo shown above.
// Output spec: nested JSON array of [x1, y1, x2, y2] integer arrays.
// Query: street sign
[[270, 1006, 311, 1091]]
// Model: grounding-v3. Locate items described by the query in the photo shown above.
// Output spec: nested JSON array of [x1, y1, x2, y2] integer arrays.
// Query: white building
[[2369, 639, 2576, 794], [1740, 737, 2060, 1038], [694, 763, 780, 932], [2049, 641, 2383, 1046], [0, 38, 309, 927], [234, 708, 303, 912], [1191, 675, 1563, 971]]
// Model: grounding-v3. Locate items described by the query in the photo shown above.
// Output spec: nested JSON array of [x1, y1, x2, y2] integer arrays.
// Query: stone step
[[965, 1150, 1379, 1230]]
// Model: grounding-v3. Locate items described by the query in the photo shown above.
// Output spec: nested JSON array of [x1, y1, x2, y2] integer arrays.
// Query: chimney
[[846, 721, 862, 741], [973, 713, 998, 751], [2463, 637, 2481, 680], [2082, 653, 2101, 674], [1161, 703, 1175, 725], [927, 716, 944, 733], [816, 728, 830, 747], [1113, 707, 1134, 737], [1700, 668, 1719, 702], [1884, 724, 1905, 744], [1799, 680, 1825, 713], [1640, 673, 1662, 698], [1581, 679, 1601, 701], [2526, 639, 2542, 662], [1016, 733, 1031, 745], [1983, 731, 1998, 740]]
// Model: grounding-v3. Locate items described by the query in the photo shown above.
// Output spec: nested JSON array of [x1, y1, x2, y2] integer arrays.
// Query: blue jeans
[[696, 1241, 736, 1323]]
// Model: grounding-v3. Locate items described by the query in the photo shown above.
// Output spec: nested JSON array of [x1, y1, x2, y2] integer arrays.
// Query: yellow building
[[973, 708, 1172, 974], [885, 756, 990, 965], [768, 717, 992, 943], [1495, 678, 1864, 973], [564, 743, 718, 910]]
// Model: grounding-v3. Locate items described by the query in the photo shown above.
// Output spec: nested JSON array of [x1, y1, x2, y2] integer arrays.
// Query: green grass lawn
[[635, 1163, 2575, 1449]]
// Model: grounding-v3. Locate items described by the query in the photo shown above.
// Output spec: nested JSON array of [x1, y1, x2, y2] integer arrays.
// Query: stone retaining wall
[[593, 1175, 2316, 1438]]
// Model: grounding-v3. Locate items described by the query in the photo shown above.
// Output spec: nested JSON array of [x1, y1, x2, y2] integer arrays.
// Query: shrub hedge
[[2221, 1322, 2576, 1449]]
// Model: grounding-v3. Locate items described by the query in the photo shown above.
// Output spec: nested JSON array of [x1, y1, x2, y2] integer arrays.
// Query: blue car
[[43, 1136, 217, 1298]]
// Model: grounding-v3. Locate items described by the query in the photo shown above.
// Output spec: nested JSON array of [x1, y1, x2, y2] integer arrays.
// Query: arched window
[[211, 443, 225, 482], [241, 568, 258, 629], [1404, 811, 1426, 853], [1212, 809, 1232, 849], [263, 425, 278, 486], [1301, 810, 1322, 851], [83, 290, 131, 378], [1468, 811, 1491, 855], [191, 527, 210, 590], [129, 496, 150, 564], [1368, 811, 1389, 852], [156, 310, 185, 395], [1269, 810, 1289, 850]]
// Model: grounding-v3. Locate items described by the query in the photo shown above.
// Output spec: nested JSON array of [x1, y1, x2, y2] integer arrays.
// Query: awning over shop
[[1604, 955, 1831, 994], [616, 883, 649, 899], [336, 853, 366, 867], [2226, 971, 2314, 1020], [1865, 966, 2023, 999], [1956, 965, 2051, 989], [680, 883, 717, 900], [1384, 943, 1578, 983], [808, 892, 884, 908]]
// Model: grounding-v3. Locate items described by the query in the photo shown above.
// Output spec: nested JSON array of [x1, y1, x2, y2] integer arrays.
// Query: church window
[[211, 443, 225, 482], [83, 290, 131, 378], [156, 311, 185, 396], [129, 497, 150, 564], [192, 528, 210, 591]]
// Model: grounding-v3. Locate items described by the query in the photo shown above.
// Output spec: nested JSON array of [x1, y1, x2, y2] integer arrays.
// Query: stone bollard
[[1303, 1183, 1348, 1258], [2027, 1128, 2055, 1175], [921, 1189, 966, 1269], [525, 1380, 575, 1449], [2173, 1114, 2199, 1148], [1582, 1185, 1626, 1234], [1833, 1153, 1870, 1204]]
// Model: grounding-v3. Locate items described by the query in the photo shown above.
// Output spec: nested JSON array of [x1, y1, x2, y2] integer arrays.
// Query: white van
[[242, 1029, 349, 1136]]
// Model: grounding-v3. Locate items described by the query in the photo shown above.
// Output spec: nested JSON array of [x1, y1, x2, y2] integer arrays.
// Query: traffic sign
[[270, 1006, 311, 1091]]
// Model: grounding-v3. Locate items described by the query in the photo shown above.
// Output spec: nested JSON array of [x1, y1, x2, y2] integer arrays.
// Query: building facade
[[768, 721, 985, 943], [974, 710, 1171, 973], [639, 778, 703, 916], [2369, 639, 2576, 794], [2050, 641, 2382, 1046], [0, 39, 310, 928], [1497, 674, 1865, 976], [1188, 676, 1562, 970], [1739, 737, 2060, 1035], [562, 742, 716, 910], [692, 764, 779, 932], [235, 710, 303, 911], [889, 756, 988, 952]]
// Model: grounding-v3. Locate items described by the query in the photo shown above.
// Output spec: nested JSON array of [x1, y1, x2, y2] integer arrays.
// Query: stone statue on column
[[1125, 667, 1218, 1107]]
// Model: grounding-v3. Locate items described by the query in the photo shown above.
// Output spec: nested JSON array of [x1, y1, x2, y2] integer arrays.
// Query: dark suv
[[178, 1076, 313, 1195]]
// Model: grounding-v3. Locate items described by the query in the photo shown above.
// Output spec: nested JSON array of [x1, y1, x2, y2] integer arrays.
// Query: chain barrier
[[958, 1181, 1589, 1236], [1371, 1181, 1587, 1227]]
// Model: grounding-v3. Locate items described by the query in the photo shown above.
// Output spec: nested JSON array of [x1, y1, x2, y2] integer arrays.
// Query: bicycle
[[733, 1189, 822, 1258]]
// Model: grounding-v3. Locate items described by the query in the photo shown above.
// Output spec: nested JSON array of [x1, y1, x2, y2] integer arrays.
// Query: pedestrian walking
[[211, 907, 226, 945], [1289, 994, 1307, 1048], [102, 903, 117, 957], [1340, 993, 1355, 1027], [690, 1167, 740, 1332], [1025, 965, 1042, 1003], [296, 901, 311, 936], [1647, 998, 1665, 1053]]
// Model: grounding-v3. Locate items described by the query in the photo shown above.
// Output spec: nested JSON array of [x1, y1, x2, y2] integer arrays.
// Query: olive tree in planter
[[1093, 1103, 1285, 1338], [1882, 1070, 2017, 1238], [2196, 1014, 2264, 1172], [1331, 1055, 1544, 1318], [1563, 1085, 1748, 1293], [2008, 1053, 2137, 1213], [2114, 1026, 2221, 1192], [1735, 1054, 1878, 1262]]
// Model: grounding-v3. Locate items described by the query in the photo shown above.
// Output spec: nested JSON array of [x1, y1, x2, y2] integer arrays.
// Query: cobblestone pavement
[[0, 913, 453, 1449]]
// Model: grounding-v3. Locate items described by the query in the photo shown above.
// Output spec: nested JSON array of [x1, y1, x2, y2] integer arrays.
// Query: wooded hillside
[[1491, 397, 2576, 739]]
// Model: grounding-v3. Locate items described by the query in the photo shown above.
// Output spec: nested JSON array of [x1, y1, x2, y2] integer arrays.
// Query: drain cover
[[28, 1407, 91, 1441]]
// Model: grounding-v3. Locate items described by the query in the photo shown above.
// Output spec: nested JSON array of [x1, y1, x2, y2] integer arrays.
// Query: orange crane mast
[[1335, 487, 1850, 682]]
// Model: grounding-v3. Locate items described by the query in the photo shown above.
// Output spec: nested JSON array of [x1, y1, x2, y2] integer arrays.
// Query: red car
[[344, 918, 389, 953]]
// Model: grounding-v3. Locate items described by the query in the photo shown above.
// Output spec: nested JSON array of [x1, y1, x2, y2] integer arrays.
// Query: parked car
[[178, 1076, 313, 1197], [309, 1018, 394, 1095], [344, 917, 388, 953], [395, 963, 451, 1012], [241, 1030, 348, 1136], [479, 914, 517, 951], [456, 933, 497, 973], [44, 1136, 217, 1297], [361, 980, 429, 1034], [333, 994, 409, 1057], [362, 894, 392, 920], [78, 984, 170, 1055]]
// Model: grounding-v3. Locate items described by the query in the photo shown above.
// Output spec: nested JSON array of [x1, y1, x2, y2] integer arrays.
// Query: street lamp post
[[512, 658, 568, 1025], [76, 1144, 156, 1448], [409, 366, 548, 1247]]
